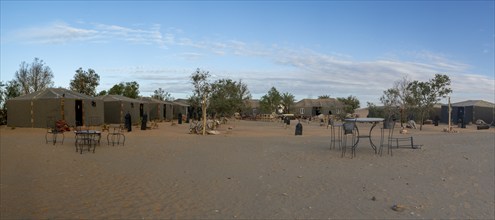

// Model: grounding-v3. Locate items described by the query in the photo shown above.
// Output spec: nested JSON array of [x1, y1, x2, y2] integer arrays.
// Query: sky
[[1, 1, 494, 106]]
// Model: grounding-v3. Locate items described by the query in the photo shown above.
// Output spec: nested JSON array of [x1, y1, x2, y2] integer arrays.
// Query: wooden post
[[61, 98, 65, 121], [448, 97, 452, 132]]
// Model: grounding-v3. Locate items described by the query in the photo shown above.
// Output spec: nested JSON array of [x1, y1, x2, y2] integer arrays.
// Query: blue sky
[[1, 1, 494, 105]]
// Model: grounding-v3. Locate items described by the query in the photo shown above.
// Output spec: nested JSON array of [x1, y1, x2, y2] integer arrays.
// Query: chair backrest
[[46, 117, 57, 130], [343, 119, 357, 135], [385, 120, 398, 137]]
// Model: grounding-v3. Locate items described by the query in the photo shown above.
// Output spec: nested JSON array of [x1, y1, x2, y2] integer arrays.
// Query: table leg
[[368, 122, 378, 153]]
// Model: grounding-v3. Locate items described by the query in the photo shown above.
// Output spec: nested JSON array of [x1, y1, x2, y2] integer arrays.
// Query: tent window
[[131, 103, 134, 108], [91, 101, 96, 107]]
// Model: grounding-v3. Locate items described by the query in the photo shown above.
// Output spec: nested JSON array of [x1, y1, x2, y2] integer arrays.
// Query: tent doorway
[[457, 107, 465, 124], [163, 104, 167, 118], [312, 107, 322, 116], [75, 100, 83, 126]]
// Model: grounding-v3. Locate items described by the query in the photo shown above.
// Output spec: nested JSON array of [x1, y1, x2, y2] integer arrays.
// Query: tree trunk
[[202, 101, 207, 136]]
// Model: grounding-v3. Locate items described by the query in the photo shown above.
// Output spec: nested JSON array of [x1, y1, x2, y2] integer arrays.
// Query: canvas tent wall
[[98, 95, 145, 125], [172, 100, 189, 119], [441, 100, 495, 125], [6, 88, 104, 128], [137, 97, 173, 121], [294, 98, 344, 117]]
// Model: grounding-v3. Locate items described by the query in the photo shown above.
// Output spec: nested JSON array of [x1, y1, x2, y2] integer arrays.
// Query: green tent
[[6, 88, 104, 128]]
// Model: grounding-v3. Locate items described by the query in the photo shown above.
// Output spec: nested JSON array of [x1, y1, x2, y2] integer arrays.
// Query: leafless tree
[[15, 58, 54, 94]]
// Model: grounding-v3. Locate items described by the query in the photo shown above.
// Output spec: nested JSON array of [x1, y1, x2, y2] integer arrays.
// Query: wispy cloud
[[12, 22, 167, 48], [10, 21, 494, 103], [13, 22, 98, 44]]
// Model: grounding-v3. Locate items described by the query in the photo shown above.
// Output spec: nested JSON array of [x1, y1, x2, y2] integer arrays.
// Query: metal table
[[344, 118, 384, 154]]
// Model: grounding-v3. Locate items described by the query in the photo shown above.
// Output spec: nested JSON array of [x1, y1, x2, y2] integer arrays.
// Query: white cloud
[[12, 22, 168, 48], [14, 22, 98, 44], [9, 21, 494, 104]]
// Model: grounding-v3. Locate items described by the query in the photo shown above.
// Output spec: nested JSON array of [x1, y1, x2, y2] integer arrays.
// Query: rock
[[371, 196, 376, 201], [391, 204, 406, 212]]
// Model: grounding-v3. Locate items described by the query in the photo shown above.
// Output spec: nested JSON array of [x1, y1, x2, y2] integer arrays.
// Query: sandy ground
[[1, 119, 494, 219]]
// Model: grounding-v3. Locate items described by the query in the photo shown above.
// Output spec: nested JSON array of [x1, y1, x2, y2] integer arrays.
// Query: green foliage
[[280, 92, 295, 114], [97, 90, 107, 96], [14, 58, 54, 95], [318, 95, 331, 99], [152, 88, 174, 101], [259, 87, 282, 114], [70, 68, 100, 96], [108, 83, 124, 95], [367, 102, 385, 118], [337, 95, 360, 114], [209, 79, 251, 117], [108, 81, 140, 98], [0, 80, 22, 125], [406, 74, 452, 130]]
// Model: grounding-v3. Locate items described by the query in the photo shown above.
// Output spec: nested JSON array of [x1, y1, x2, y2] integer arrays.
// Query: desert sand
[[1, 119, 494, 219]]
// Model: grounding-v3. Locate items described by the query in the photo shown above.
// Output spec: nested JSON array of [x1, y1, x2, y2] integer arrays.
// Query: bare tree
[[15, 58, 54, 94], [152, 88, 174, 101], [190, 68, 212, 135], [380, 76, 413, 125]]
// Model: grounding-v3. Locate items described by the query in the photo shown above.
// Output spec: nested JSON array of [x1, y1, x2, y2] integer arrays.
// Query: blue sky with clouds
[[1, 1, 494, 105]]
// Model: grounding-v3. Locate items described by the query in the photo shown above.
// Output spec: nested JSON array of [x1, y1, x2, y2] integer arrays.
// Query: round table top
[[344, 117, 384, 122]]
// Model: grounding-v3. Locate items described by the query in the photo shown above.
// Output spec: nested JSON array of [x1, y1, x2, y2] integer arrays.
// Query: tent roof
[[294, 98, 342, 108], [448, 100, 495, 108], [10, 88, 93, 100], [97, 95, 142, 103], [138, 97, 173, 105], [172, 99, 190, 107]]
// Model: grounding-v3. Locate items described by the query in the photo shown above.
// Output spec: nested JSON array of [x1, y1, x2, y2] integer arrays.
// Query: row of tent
[[6, 88, 189, 128]]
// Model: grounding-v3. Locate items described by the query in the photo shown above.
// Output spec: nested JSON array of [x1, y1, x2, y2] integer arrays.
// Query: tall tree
[[190, 68, 212, 135], [70, 68, 100, 96], [380, 76, 412, 124], [152, 88, 174, 101], [407, 74, 452, 130], [14, 58, 54, 94], [337, 95, 360, 114], [123, 81, 140, 99], [259, 87, 282, 114], [280, 92, 295, 114], [209, 78, 251, 117], [108, 81, 140, 98], [108, 83, 125, 95]]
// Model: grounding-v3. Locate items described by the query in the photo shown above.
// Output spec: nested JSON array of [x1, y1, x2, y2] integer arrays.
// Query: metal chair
[[107, 124, 125, 146], [329, 118, 343, 150], [45, 117, 64, 145], [380, 120, 415, 156], [379, 120, 394, 156], [341, 119, 358, 158]]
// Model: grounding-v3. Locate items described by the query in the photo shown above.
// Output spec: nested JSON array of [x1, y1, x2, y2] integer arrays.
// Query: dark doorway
[[140, 104, 144, 117], [163, 104, 167, 119], [312, 107, 322, 116], [75, 100, 83, 126], [457, 107, 465, 124]]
